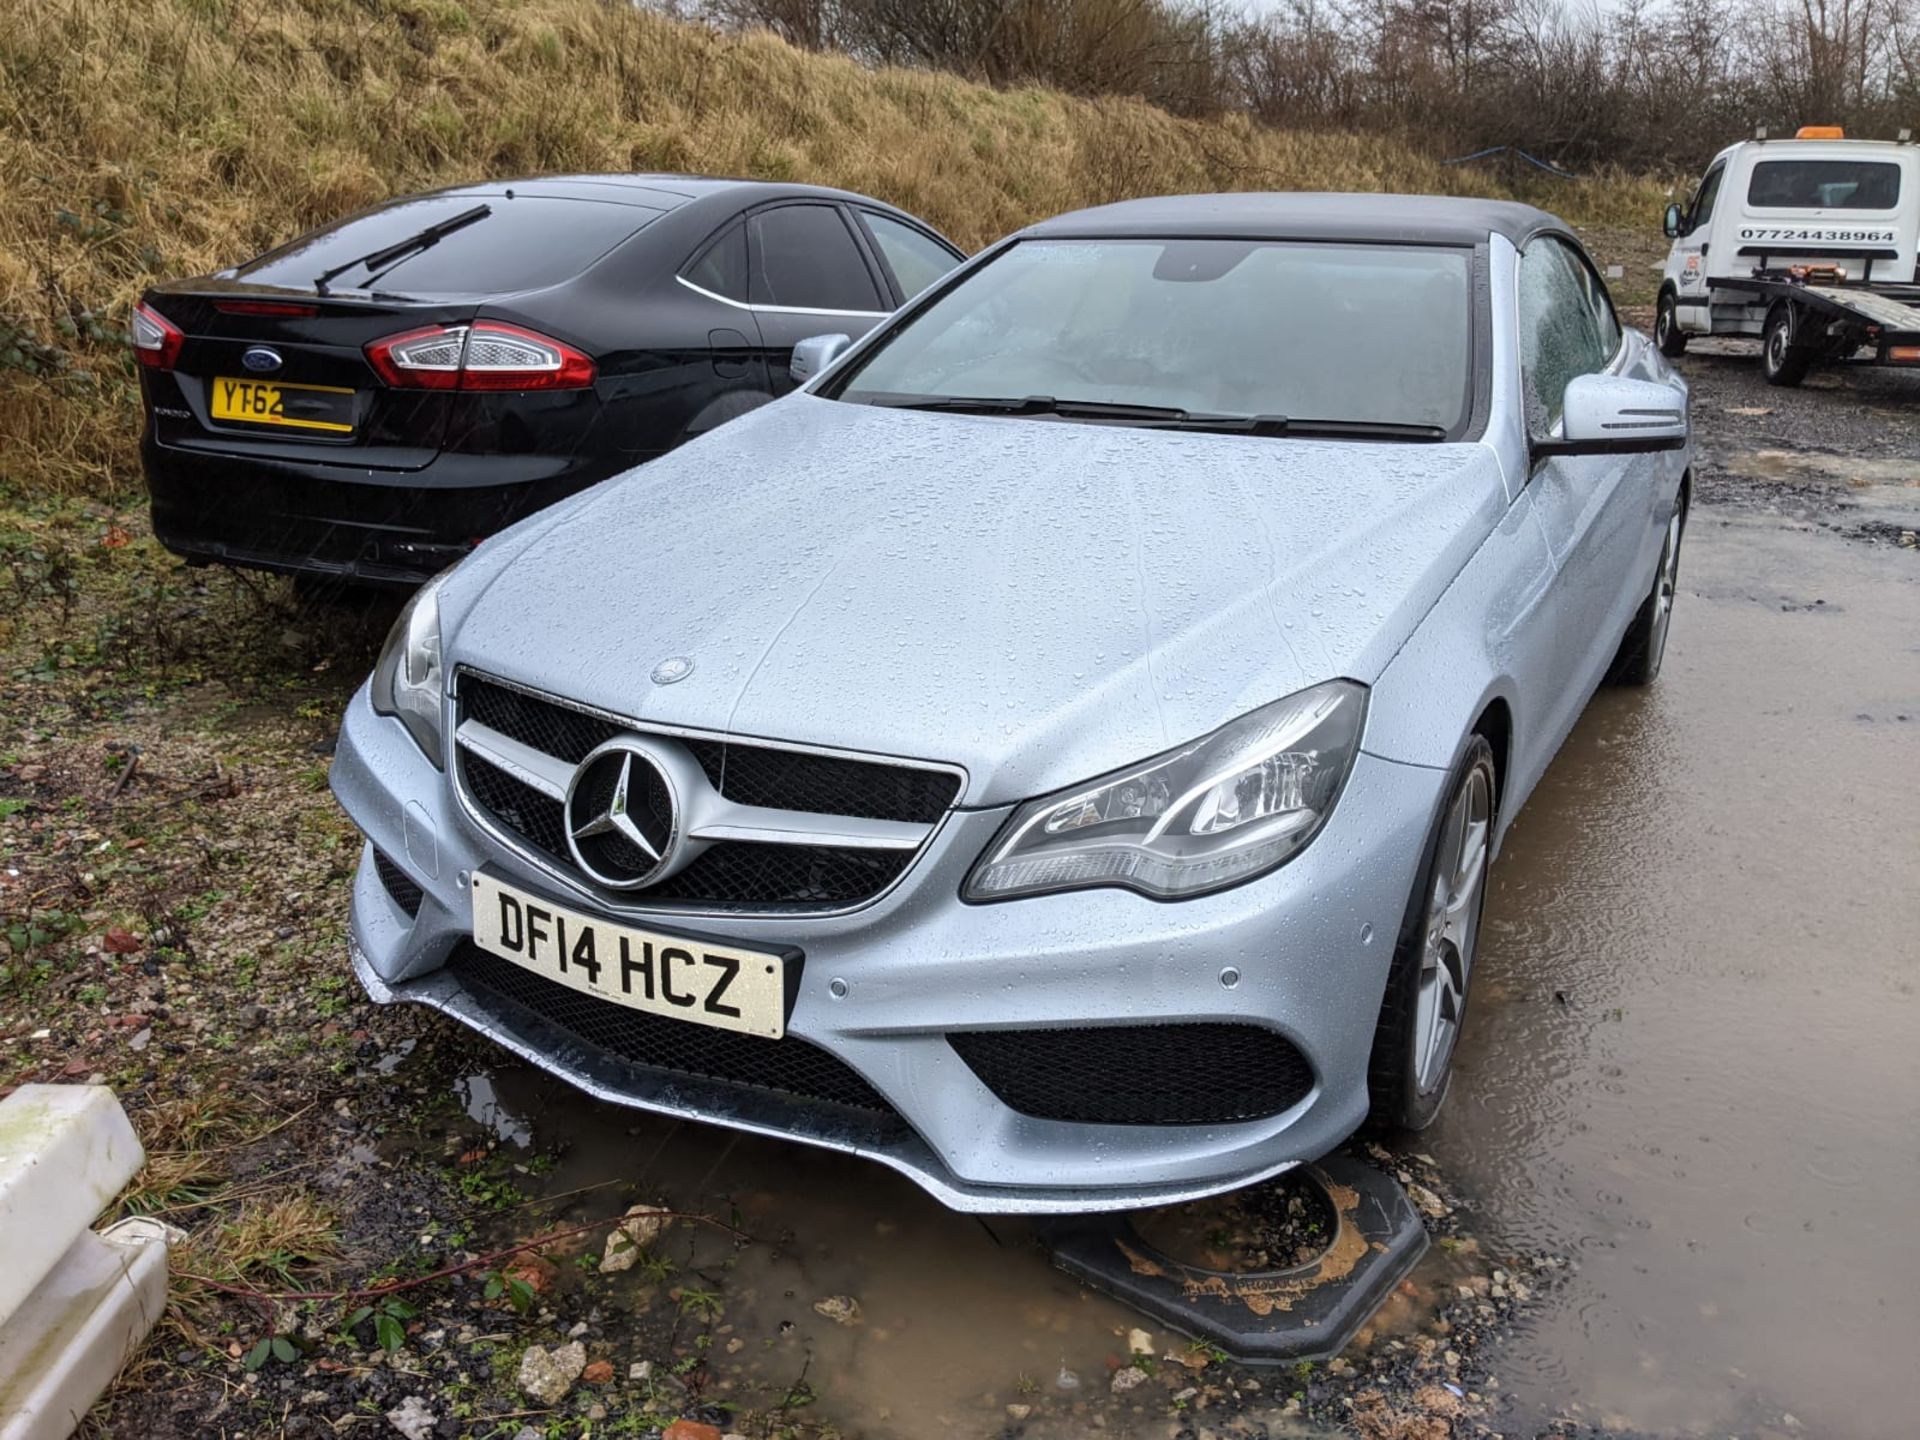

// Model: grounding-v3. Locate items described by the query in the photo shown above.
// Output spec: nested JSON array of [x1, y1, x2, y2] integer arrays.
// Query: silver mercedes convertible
[[332, 193, 1690, 1213]]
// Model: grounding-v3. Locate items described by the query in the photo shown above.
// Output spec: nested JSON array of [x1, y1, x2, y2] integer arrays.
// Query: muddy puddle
[[449, 1060, 1326, 1437], [436, 509, 1915, 1440], [1440, 511, 1920, 1437]]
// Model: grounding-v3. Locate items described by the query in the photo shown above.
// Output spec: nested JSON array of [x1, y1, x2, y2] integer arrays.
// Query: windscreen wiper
[[1149, 415, 1449, 441], [313, 204, 491, 295], [865, 394, 1446, 441], [867, 394, 1195, 423]]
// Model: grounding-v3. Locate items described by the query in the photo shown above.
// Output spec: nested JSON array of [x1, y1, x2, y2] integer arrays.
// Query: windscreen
[[1747, 160, 1901, 210], [833, 239, 1474, 433], [234, 194, 659, 295]]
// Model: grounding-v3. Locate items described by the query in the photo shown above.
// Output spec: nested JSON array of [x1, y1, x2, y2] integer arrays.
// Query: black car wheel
[[1763, 303, 1813, 387], [1655, 288, 1688, 357], [1606, 491, 1686, 686], [1367, 735, 1496, 1132]]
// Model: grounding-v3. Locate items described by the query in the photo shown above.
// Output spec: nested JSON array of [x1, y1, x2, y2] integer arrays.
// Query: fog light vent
[[948, 1023, 1314, 1126]]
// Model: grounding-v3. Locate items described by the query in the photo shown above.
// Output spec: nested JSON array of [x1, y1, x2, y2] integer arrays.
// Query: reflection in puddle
[[1438, 515, 1920, 1437], [456, 1071, 535, 1149], [458, 1062, 1198, 1438], [1725, 447, 1920, 488]]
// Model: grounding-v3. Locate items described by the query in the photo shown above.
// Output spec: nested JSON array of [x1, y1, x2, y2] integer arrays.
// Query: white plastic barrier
[[0, 1086, 172, 1440]]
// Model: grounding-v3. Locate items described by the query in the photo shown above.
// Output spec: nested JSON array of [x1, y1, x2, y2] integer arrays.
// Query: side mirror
[[789, 333, 852, 385], [1534, 374, 1689, 459], [1662, 202, 1686, 239]]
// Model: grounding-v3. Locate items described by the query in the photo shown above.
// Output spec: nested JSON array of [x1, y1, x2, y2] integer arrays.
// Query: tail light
[[365, 322, 595, 391], [131, 302, 184, 371]]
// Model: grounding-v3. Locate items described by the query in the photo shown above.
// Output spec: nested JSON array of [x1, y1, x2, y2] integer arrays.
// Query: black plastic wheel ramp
[[1042, 1155, 1427, 1364]]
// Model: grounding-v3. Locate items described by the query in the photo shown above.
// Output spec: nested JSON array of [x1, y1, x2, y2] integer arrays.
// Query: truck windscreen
[[1747, 160, 1901, 211]]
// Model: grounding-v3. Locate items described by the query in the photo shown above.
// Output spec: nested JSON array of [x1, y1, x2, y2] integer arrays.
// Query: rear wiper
[[313, 204, 491, 295]]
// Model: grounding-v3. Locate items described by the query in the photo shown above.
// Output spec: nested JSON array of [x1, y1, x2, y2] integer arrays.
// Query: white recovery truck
[[1656, 127, 1920, 385]]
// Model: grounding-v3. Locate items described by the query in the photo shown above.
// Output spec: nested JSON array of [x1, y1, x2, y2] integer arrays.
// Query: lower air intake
[[372, 849, 423, 918], [948, 1023, 1315, 1126], [448, 944, 900, 1118]]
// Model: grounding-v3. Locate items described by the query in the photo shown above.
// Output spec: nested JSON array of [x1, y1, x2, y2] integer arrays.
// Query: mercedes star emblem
[[563, 741, 678, 889]]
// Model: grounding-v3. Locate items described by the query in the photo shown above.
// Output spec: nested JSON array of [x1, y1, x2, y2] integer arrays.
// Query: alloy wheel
[[1647, 509, 1682, 668], [1413, 764, 1492, 1095]]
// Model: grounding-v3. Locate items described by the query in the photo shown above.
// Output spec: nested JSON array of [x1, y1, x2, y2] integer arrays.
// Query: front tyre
[[1605, 493, 1686, 686], [1763, 303, 1813, 387], [1367, 736, 1496, 1132], [1655, 289, 1689, 357]]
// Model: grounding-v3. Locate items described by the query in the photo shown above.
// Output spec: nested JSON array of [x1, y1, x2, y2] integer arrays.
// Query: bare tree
[[677, 0, 1920, 171]]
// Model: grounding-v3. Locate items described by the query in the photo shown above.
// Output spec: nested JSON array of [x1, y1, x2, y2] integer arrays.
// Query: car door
[[670, 218, 780, 442], [743, 202, 893, 393], [1519, 235, 1660, 774], [1670, 161, 1723, 332]]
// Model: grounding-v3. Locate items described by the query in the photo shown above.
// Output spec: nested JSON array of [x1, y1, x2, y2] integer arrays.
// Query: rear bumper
[[143, 435, 610, 584]]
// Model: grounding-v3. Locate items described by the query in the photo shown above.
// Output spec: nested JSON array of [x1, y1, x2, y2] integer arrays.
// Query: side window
[[1518, 237, 1612, 434], [747, 204, 885, 312], [861, 212, 961, 300], [1571, 250, 1623, 357], [683, 222, 748, 302], [1689, 165, 1724, 235]]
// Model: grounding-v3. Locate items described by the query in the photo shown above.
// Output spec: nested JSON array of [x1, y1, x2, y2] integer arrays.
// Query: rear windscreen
[[1747, 160, 1901, 210], [233, 194, 660, 295]]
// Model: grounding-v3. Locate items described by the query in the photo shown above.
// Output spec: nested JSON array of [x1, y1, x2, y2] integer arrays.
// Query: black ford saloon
[[134, 175, 963, 583]]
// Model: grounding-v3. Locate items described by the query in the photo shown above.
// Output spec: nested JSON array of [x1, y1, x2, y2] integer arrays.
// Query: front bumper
[[332, 685, 1447, 1213]]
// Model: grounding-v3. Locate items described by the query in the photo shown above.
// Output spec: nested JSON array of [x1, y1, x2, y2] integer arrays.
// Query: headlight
[[370, 575, 447, 767], [964, 680, 1366, 902]]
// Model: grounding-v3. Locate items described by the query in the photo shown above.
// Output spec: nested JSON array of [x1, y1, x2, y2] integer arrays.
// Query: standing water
[[1438, 510, 1920, 1437]]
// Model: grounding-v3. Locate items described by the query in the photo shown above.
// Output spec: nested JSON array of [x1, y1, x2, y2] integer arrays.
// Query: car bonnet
[[445, 395, 1507, 807]]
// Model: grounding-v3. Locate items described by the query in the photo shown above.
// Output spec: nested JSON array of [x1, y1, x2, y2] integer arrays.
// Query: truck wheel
[[1763, 303, 1812, 387], [1655, 290, 1688, 357]]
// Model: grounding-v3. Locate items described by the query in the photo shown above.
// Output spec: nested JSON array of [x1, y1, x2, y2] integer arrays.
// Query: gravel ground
[[2, 284, 1913, 1439]]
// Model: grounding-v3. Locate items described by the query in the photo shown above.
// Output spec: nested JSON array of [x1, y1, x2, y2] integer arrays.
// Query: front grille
[[372, 849, 423, 918], [448, 943, 900, 1118], [456, 674, 958, 910], [682, 741, 959, 825], [460, 676, 960, 822], [948, 1024, 1316, 1126], [459, 753, 916, 908], [463, 753, 571, 860], [463, 677, 621, 765]]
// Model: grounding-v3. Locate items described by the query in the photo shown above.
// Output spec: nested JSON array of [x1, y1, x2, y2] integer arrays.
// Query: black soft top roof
[[1023, 192, 1568, 247]]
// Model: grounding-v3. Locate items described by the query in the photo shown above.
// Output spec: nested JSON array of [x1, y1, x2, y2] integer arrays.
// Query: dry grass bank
[[0, 0, 1668, 497]]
